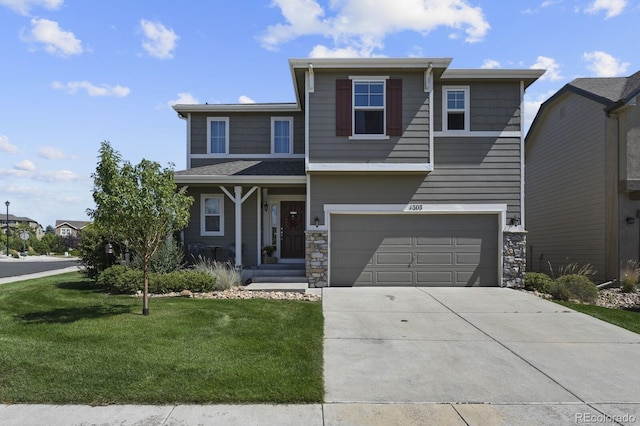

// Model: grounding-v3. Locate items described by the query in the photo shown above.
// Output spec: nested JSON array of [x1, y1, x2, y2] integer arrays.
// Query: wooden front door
[[280, 201, 305, 258]]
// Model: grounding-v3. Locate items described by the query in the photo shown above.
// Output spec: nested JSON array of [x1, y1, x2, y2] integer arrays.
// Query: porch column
[[234, 186, 242, 267]]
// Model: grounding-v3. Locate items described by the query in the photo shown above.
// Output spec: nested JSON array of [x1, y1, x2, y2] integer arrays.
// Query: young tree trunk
[[143, 258, 149, 316]]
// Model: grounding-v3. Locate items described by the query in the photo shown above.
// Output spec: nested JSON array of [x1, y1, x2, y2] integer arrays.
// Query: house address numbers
[[405, 204, 424, 211]]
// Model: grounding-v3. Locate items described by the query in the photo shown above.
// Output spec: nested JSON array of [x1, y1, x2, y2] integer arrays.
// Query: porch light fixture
[[626, 217, 636, 225], [314, 216, 319, 227], [4, 201, 9, 256], [509, 216, 520, 226], [262, 201, 269, 212]]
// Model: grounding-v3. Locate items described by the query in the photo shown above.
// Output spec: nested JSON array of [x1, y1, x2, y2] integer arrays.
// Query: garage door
[[330, 214, 498, 287]]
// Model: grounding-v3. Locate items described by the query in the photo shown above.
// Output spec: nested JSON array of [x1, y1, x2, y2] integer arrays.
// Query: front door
[[280, 201, 305, 258]]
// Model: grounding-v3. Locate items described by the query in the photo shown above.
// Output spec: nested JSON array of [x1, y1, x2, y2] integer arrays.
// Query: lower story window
[[201, 195, 224, 236]]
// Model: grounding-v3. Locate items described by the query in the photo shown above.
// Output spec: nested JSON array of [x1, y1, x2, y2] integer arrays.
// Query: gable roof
[[55, 220, 91, 230], [526, 70, 640, 142]]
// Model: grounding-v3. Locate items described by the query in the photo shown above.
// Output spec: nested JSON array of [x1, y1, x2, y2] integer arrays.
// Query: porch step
[[242, 264, 307, 285], [244, 282, 308, 293], [250, 276, 308, 284]]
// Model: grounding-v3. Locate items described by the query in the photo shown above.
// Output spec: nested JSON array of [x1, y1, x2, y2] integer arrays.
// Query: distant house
[[1, 214, 44, 239], [55, 220, 91, 238], [525, 70, 640, 283], [173, 57, 544, 288]]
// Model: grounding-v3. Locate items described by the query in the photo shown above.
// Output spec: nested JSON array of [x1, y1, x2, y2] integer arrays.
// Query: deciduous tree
[[87, 142, 193, 315]]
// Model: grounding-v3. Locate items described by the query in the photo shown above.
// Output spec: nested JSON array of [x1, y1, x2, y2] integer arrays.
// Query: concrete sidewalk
[[1, 287, 640, 425]]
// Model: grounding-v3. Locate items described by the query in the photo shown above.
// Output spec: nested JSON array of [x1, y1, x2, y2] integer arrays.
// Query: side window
[[207, 118, 229, 154], [201, 195, 224, 236], [271, 117, 293, 154], [443, 87, 469, 131]]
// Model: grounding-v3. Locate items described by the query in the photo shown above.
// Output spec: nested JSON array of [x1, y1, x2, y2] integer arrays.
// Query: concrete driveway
[[323, 287, 640, 425]]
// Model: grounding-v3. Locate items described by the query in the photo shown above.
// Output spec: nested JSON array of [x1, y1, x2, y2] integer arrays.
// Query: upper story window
[[201, 194, 224, 236], [60, 228, 71, 236], [336, 78, 402, 138], [271, 117, 293, 154], [207, 117, 229, 154], [443, 86, 469, 131], [354, 81, 385, 135]]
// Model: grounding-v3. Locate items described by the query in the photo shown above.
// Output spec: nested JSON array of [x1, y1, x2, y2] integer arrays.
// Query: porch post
[[234, 186, 242, 267]]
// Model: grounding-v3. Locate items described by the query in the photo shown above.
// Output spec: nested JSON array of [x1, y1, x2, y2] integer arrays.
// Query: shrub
[[131, 240, 186, 274], [524, 272, 553, 293], [621, 260, 639, 293], [557, 262, 596, 279], [97, 266, 217, 294], [555, 274, 599, 303], [192, 256, 241, 290], [545, 280, 571, 301], [97, 265, 143, 294]]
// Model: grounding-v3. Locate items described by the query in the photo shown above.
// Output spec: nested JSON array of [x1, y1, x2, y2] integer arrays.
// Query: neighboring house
[[55, 220, 91, 238], [525, 71, 640, 283], [1, 214, 44, 239], [173, 58, 544, 287]]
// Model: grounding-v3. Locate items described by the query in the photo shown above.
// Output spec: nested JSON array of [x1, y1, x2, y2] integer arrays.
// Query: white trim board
[[307, 163, 433, 173]]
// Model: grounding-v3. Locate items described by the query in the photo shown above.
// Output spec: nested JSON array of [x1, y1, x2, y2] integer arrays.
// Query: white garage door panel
[[330, 214, 499, 287]]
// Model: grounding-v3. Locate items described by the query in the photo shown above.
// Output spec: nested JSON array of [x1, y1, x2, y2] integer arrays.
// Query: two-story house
[[54, 220, 92, 238], [525, 71, 640, 283], [174, 58, 544, 287]]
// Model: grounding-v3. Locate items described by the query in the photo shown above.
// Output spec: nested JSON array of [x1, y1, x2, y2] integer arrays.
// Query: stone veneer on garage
[[503, 227, 527, 288], [306, 229, 527, 288], [305, 231, 328, 288]]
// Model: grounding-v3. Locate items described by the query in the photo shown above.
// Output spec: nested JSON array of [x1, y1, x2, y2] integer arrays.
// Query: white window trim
[[200, 194, 224, 236], [60, 228, 71, 236], [206, 117, 229, 154], [271, 117, 294, 154], [442, 86, 470, 133], [350, 76, 388, 139]]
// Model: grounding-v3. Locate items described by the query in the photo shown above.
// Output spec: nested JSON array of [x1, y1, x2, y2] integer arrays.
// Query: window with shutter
[[335, 78, 402, 137]]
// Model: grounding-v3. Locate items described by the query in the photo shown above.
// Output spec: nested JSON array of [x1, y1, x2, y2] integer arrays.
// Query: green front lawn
[[0, 272, 324, 404], [555, 301, 640, 335]]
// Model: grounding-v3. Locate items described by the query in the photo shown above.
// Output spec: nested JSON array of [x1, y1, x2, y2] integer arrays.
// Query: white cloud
[[0, 135, 18, 154], [168, 92, 199, 106], [584, 0, 627, 18], [524, 90, 557, 134], [0, 167, 84, 182], [38, 146, 66, 159], [14, 159, 35, 171], [24, 18, 83, 56], [310, 44, 376, 58], [481, 59, 501, 69], [140, 19, 179, 59], [52, 81, 130, 97], [0, 0, 62, 15], [261, 0, 490, 57], [238, 95, 256, 104], [582, 51, 629, 77], [531, 56, 562, 81]]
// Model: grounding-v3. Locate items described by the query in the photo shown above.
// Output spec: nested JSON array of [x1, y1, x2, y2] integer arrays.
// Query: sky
[[0, 0, 637, 229]]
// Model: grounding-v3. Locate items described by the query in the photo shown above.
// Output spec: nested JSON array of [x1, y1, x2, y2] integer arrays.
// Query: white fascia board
[[174, 175, 307, 185], [289, 57, 453, 70], [190, 154, 305, 159], [433, 131, 521, 138], [307, 163, 433, 173], [173, 103, 300, 114], [441, 69, 546, 88]]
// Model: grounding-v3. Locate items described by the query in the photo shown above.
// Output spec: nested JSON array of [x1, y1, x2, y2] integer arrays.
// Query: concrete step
[[244, 282, 309, 293], [250, 276, 308, 284]]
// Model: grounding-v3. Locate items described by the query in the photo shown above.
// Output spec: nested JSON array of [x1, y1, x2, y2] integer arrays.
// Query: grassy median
[[0, 272, 323, 404]]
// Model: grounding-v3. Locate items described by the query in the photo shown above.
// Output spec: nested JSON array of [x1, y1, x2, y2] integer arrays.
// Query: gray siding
[[189, 111, 304, 160], [525, 93, 607, 281], [183, 186, 259, 267], [308, 71, 430, 163], [433, 82, 521, 132], [310, 133, 522, 226]]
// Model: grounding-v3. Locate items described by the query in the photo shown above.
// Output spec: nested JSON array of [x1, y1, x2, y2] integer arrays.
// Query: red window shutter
[[336, 79, 352, 136], [386, 79, 402, 136]]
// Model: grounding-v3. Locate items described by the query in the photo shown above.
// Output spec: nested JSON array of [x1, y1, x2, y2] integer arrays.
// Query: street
[[0, 259, 80, 278]]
